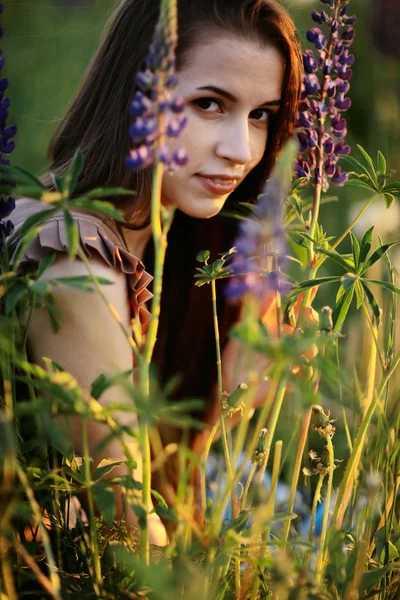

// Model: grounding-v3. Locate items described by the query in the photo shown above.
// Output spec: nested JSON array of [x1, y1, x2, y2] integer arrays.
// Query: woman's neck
[[116, 222, 153, 261]]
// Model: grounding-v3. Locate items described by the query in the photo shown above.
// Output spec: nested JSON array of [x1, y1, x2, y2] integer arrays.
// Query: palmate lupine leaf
[[343, 145, 400, 207], [349, 231, 360, 271], [359, 226, 374, 265]]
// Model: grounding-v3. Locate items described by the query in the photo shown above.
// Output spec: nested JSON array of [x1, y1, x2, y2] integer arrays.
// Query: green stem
[[283, 406, 312, 543], [241, 464, 256, 510], [15, 463, 62, 600], [315, 436, 335, 584], [201, 422, 220, 517], [82, 417, 102, 592], [309, 474, 324, 545], [211, 278, 234, 512]]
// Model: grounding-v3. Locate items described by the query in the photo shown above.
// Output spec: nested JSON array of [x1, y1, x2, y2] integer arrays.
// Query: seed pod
[[251, 428, 269, 464]]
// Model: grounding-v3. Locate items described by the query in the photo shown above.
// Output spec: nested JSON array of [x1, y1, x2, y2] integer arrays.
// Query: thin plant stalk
[[241, 463, 257, 510], [283, 406, 312, 543], [315, 435, 335, 584], [210, 278, 234, 503], [309, 474, 324, 545], [81, 416, 102, 593], [15, 462, 62, 600], [201, 421, 220, 517]]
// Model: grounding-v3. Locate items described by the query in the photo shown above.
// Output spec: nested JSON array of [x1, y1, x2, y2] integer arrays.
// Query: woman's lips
[[195, 174, 238, 195]]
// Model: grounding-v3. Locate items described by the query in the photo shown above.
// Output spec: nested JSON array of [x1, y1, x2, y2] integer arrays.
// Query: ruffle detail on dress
[[9, 213, 153, 331]]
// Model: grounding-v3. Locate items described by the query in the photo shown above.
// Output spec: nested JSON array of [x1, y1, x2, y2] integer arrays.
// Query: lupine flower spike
[[125, 4, 188, 172], [227, 177, 291, 299], [296, 0, 356, 191], [0, 3, 17, 250]]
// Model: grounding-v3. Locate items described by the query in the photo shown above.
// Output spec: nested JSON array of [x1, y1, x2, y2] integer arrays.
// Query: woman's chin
[[175, 196, 228, 219]]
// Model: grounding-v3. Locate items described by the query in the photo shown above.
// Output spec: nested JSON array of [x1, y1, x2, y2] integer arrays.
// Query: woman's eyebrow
[[196, 85, 281, 106]]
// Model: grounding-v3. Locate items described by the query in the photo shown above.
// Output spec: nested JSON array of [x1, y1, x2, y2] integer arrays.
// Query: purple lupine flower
[[295, 0, 356, 192], [0, 3, 17, 250], [125, 16, 188, 173], [226, 178, 292, 300]]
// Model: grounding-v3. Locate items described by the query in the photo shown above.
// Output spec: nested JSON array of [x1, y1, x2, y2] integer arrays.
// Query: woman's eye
[[250, 108, 271, 123], [192, 97, 223, 113]]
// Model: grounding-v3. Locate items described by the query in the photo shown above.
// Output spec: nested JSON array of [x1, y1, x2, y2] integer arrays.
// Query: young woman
[[7, 0, 303, 544]]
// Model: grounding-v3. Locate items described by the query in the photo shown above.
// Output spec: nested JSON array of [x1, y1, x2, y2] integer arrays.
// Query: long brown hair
[[44, 0, 302, 438]]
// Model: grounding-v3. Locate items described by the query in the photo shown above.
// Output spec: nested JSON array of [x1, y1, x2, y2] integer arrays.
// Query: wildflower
[[125, 11, 187, 173], [222, 382, 248, 417], [296, 0, 356, 191], [0, 4, 17, 250], [311, 404, 336, 439], [251, 428, 269, 464], [226, 177, 292, 299]]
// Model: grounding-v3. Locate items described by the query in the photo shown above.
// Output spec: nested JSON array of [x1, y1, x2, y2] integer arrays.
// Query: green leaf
[[345, 178, 376, 192], [341, 272, 358, 292], [70, 198, 124, 220], [377, 150, 387, 175], [354, 281, 365, 309], [85, 187, 135, 198], [359, 565, 392, 593], [50, 172, 64, 194], [93, 458, 124, 482], [384, 181, 400, 192], [4, 283, 28, 315], [154, 505, 177, 521], [333, 286, 354, 332], [362, 284, 381, 327], [384, 193, 395, 208], [315, 245, 353, 272], [36, 252, 57, 278], [357, 144, 377, 181], [30, 279, 50, 296], [350, 232, 360, 271], [64, 148, 84, 196], [343, 155, 375, 185], [364, 278, 400, 294], [196, 250, 210, 263], [359, 226, 374, 265], [19, 207, 59, 237], [92, 481, 115, 526], [52, 275, 114, 291], [287, 276, 341, 299], [361, 240, 400, 274], [64, 210, 79, 259], [1, 164, 46, 191]]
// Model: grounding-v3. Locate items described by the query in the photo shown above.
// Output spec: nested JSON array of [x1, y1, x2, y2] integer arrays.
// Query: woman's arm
[[25, 254, 167, 546]]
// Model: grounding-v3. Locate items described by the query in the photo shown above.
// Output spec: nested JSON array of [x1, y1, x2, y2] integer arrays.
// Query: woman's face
[[161, 31, 285, 219]]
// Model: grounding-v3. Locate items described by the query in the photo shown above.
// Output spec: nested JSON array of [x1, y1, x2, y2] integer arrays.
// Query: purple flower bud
[[172, 148, 189, 167], [0, 77, 8, 92], [125, 145, 153, 170], [343, 16, 356, 26], [342, 27, 355, 43], [159, 147, 170, 166], [331, 116, 347, 132], [2, 125, 17, 139], [167, 116, 188, 138], [1, 140, 15, 154], [303, 50, 318, 74], [299, 112, 313, 128], [297, 131, 309, 152], [338, 80, 350, 94], [340, 50, 355, 66], [0, 195, 15, 218], [130, 117, 157, 140], [135, 70, 154, 91], [335, 94, 352, 110], [331, 20, 339, 34], [335, 141, 351, 155], [326, 79, 336, 98], [165, 74, 179, 89], [339, 6, 347, 17], [308, 128, 319, 148], [170, 95, 186, 113], [296, 159, 311, 179], [306, 28, 326, 50], [332, 167, 348, 185], [314, 167, 322, 185], [298, 100, 310, 113], [311, 11, 326, 24], [304, 74, 319, 96], [325, 157, 336, 176], [324, 137, 334, 154], [334, 40, 344, 55], [323, 58, 334, 75]]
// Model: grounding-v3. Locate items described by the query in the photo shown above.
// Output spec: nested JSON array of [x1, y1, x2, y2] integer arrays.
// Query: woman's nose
[[215, 119, 253, 165]]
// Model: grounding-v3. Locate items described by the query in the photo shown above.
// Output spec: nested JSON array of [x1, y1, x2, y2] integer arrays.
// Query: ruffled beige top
[[7, 198, 153, 330]]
